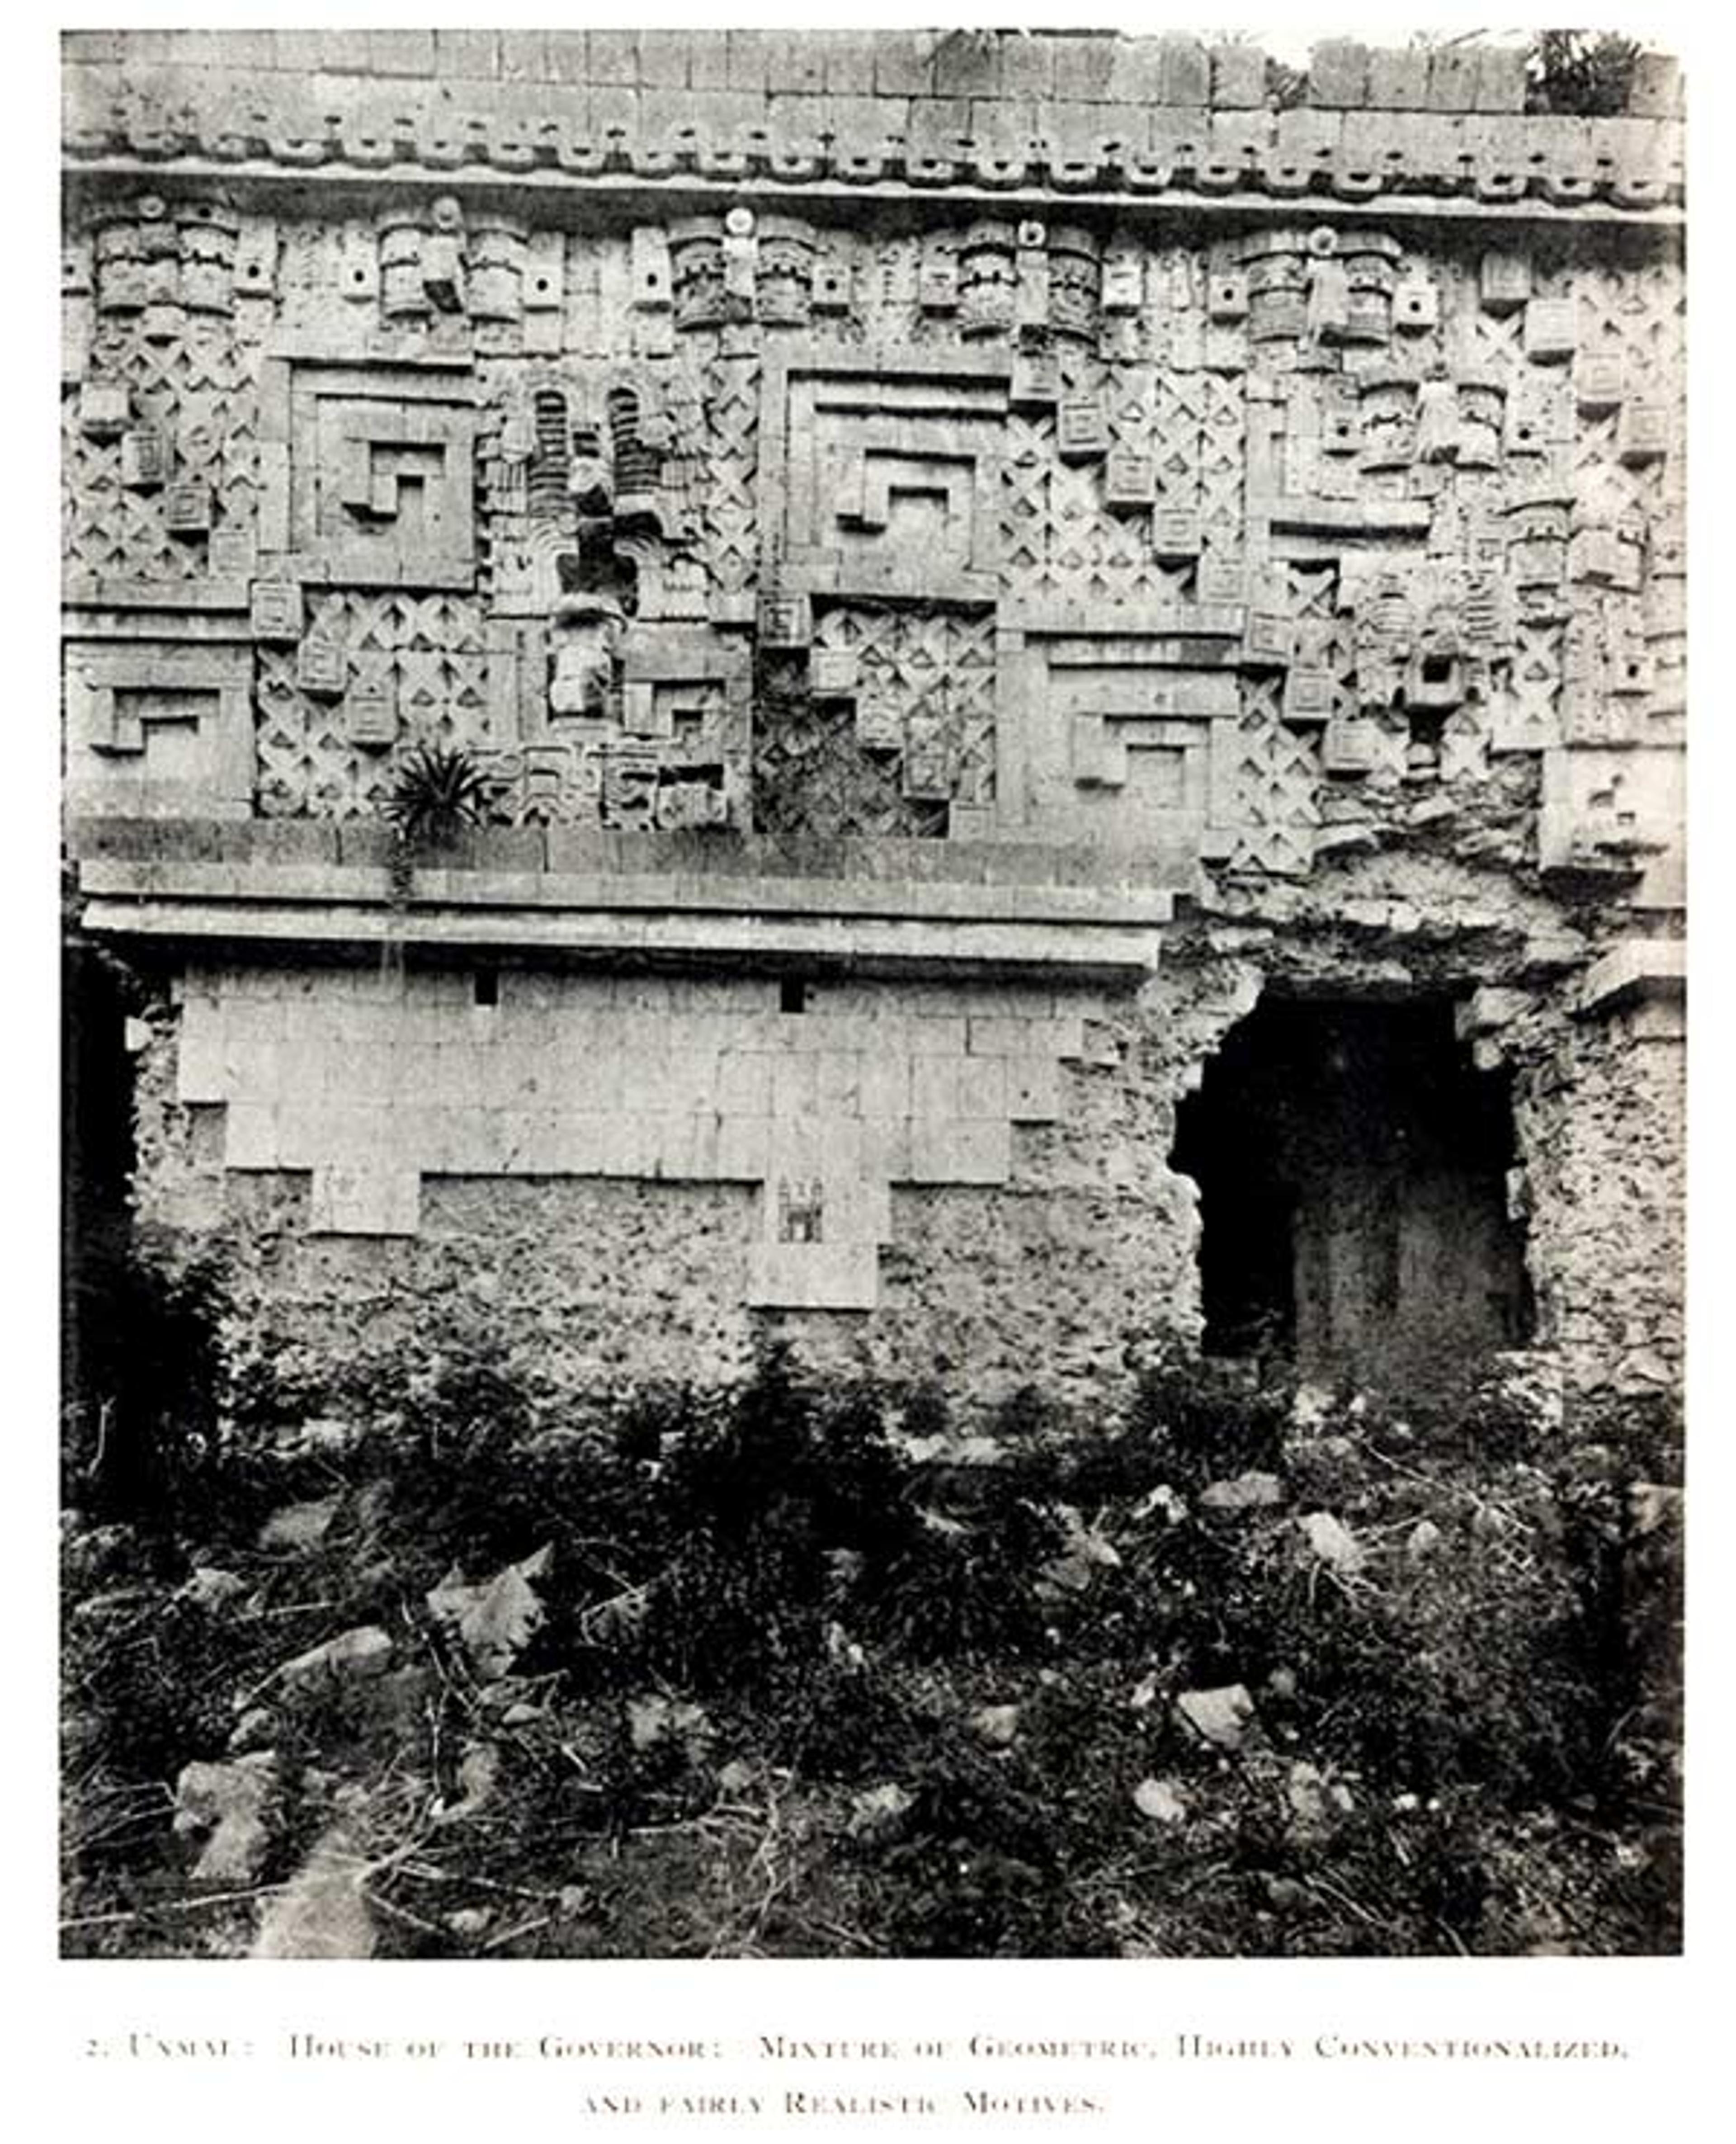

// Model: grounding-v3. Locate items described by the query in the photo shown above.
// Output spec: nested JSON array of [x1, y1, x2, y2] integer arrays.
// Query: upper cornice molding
[[61, 30, 1685, 228]]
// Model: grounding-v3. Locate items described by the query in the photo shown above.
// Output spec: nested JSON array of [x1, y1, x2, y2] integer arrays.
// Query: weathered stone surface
[[252, 1826, 377, 1958], [61, 28, 1683, 1425], [1041, 1505, 1123, 1591], [179, 1564, 248, 1610], [1285, 1760, 1355, 1842], [1485, 1350, 1566, 1438], [227, 1705, 277, 1754], [278, 1625, 394, 1692], [969, 1703, 1022, 1747], [258, 1496, 341, 1552], [1406, 1519, 1444, 1562], [431, 1743, 501, 1824], [1133, 1778, 1188, 1824], [1297, 1512, 1365, 1576], [1174, 1684, 1257, 1751], [1199, 1472, 1286, 1512], [174, 1752, 280, 1883]]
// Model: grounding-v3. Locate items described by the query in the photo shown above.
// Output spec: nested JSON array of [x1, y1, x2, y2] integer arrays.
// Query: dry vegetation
[[61, 1270, 1682, 1960]]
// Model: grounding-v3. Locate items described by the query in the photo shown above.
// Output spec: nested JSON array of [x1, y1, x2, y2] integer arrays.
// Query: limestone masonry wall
[[69, 29, 1686, 1410]]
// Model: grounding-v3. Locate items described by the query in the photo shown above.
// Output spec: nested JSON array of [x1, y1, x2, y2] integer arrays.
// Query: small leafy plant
[[383, 743, 494, 899], [1526, 31, 1643, 115]]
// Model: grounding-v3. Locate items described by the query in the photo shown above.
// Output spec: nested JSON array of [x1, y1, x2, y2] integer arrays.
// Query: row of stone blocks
[[61, 31, 1684, 117], [80, 817, 1157, 894], [297, 1159, 893, 1311], [178, 988, 1084, 1046], [174, 964, 1082, 1019], [179, 1001, 1077, 1112], [222, 1105, 1022, 1190], [193, 1040, 1064, 1124], [63, 74, 1684, 206]]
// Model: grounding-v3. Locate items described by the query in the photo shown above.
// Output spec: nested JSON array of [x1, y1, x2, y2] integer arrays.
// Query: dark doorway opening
[[61, 941, 138, 1416], [1171, 993, 1533, 1393]]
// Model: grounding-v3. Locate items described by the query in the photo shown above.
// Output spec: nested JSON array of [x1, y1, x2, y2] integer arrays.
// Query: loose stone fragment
[[1174, 1684, 1257, 1751], [173, 1753, 280, 1883], [1133, 1778, 1188, 1824], [1200, 1472, 1286, 1512]]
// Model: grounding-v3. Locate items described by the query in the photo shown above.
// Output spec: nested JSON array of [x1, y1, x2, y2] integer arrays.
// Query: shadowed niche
[[1171, 992, 1533, 1392]]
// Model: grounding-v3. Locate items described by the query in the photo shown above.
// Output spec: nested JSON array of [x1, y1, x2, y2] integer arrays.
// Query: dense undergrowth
[[61, 1285, 1683, 1960]]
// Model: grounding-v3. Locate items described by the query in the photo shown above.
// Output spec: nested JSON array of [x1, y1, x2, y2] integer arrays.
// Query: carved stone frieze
[[57, 151, 1682, 889]]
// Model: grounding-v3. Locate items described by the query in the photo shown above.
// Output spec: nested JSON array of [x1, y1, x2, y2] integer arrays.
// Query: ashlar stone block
[[77, 380, 130, 439], [164, 481, 212, 534], [1208, 269, 1249, 322], [344, 676, 397, 747], [119, 426, 169, 490], [1104, 449, 1156, 511], [907, 1119, 1012, 1185], [295, 634, 345, 699], [1524, 299, 1578, 364], [1479, 250, 1531, 314], [1575, 356, 1627, 415], [1391, 277, 1439, 333], [1005, 1055, 1061, 1123], [1057, 396, 1109, 461], [1618, 401, 1671, 466], [307, 1166, 421, 1238]]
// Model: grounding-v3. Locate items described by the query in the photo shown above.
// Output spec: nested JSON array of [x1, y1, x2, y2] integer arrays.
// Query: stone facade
[[64, 30, 1686, 1407]]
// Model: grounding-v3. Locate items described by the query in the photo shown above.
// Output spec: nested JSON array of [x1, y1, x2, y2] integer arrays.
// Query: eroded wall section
[[67, 29, 1685, 1407]]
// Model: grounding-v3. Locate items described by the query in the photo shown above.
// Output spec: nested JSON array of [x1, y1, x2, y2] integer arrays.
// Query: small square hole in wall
[[780, 977, 808, 1016], [474, 967, 499, 1008]]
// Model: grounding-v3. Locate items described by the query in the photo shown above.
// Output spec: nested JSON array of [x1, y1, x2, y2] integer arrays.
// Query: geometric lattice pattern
[[816, 604, 997, 802], [753, 601, 998, 840], [701, 350, 759, 604], [59, 165, 1682, 889], [1002, 409, 1196, 612], [751, 692, 940, 838], [255, 593, 488, 819], [1498, 620, 1565, 752], [62, 319, 257, 583], [1230, 680, 1322, 877], [1197, 372, 1247, 557]]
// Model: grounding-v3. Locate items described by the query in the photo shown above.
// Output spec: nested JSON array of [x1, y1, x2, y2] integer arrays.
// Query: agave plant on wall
[[383, 742, 494, 903]]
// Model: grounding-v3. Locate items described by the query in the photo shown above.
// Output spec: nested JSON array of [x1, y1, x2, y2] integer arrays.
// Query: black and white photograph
[[55, 14, 1689, 1995]]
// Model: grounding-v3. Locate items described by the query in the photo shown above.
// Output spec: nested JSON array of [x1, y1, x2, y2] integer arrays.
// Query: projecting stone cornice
[[68, 820, 1175, 978], [61, 31, 1685, 227]]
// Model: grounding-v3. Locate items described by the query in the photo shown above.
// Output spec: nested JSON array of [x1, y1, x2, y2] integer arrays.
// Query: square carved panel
[[257, 349, 477, 590], [760, 345, 1008, 607], [64, 642, 253, 817]]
